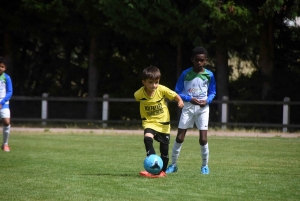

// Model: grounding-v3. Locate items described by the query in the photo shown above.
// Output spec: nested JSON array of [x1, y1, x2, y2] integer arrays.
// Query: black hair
[[142, 66, 161, 80], [0, 56, 7, 66], [192, 46, 208, 58]]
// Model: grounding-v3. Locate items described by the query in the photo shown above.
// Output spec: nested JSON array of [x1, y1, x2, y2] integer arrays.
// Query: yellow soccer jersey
[[134, 85, 177, 134]]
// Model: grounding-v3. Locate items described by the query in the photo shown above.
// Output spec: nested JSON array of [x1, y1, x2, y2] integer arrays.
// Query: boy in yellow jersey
[[134, 66, 184, 178]]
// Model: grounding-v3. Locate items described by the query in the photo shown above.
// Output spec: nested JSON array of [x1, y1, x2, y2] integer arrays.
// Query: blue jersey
[[0, 73, 13, 109], [175, 67, 216, 104]]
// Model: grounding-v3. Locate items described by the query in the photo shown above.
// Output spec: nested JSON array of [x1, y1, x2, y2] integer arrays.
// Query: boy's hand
[[177, 100, 184, 108], [190, 98, 201, 105], [191, 98, 207, 107], [174, 94, 184, 108], [199, 100, 207, 107]]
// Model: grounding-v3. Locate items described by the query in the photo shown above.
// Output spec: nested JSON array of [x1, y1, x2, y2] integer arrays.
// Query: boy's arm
[[134, 89, 141, 102], [174, 94, 184, 108], [0, 75, 13, 106], [206, 72, 216, 104], [175, 69, 192, 102]]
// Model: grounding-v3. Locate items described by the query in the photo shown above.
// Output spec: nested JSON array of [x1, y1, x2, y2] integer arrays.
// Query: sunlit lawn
[[1, 131, 300, 201]]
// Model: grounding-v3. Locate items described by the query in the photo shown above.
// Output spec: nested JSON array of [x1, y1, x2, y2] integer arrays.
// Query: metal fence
[[10, 94, 300, 132]]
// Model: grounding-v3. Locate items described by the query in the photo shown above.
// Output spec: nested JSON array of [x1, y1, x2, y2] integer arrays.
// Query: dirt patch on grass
[[11, 127, 300, 138]]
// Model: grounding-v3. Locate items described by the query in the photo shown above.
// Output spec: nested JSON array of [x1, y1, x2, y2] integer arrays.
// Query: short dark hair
[[0, 56, 7, 66], [192, 46, 208, 58], [142, 66, 161, 80]]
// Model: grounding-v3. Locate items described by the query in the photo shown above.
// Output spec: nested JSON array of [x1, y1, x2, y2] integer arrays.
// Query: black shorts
[[144, 128, 170, 144]]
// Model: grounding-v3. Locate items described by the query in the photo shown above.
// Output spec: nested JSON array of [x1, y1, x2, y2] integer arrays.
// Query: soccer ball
[[143, 154, 163, 174]]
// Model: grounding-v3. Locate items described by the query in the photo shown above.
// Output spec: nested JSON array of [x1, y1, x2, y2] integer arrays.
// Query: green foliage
[[259, 0, 285, 18], [1, 0, 300, 103], [1, 132, 300, 200]]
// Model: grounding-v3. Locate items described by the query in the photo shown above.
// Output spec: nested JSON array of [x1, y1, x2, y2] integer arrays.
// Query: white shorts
[[178, 102, 209, 130], [0, 108, 10, 118]]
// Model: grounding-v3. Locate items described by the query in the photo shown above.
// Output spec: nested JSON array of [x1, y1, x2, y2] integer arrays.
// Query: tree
[[101, 0, 209, 78], [0, 0, 24, 75], [196, 0, 254, 120], [16, 0, 112, 119], [248, 0, 300, 100]]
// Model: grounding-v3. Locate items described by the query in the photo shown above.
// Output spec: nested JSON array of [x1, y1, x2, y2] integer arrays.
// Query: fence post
[[41, 93, 48, 126], [221, 96, 228, 130], [282, 97, 290, 133], [102, 94, 109, 128]]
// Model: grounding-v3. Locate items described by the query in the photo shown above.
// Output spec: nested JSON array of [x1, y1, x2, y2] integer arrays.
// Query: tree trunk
[[215, 38, 229, 121], [176, 43, 182, 78], [86, 35, 99, 119], [176, 43, 183, 120], [3, 33, 13, 75], [258, 19, 274, 100]]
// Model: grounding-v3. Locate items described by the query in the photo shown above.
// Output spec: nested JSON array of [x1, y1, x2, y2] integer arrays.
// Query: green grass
[[1, 131, 300, 201]]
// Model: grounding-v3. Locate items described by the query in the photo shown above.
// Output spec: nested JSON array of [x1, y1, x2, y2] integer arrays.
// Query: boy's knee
[[144, 136, 153, 143], [176, 137, 184, 143], [2, 119, 10, 127], [3, 123, 9, 127], [199, 138, 207, 146]]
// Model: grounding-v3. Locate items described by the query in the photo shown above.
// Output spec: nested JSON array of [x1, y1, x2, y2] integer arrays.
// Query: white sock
[[201, 143, 209, 167], [3, 125, 10, 145], [171, 141, 182, 165]]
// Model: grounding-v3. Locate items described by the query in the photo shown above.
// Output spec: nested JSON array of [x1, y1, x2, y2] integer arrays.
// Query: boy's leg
[[166, 129, 187, 173], [159, 142, 169, 172], [1, 114, 10, 152], [169, 105, 193, 167], [170, 128, 187, 165], [3, 124, 10, 145], [140, 129, 168, 178], [144, 129, 156, 156], [199, 130, 209, 167], [154, 132, 170, 172], [196, 106, 210, 174], [140, 129, 156, 177]]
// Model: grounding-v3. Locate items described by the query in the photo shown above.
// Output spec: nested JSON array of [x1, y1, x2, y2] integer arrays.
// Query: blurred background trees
[[0, 0, 299, 124]]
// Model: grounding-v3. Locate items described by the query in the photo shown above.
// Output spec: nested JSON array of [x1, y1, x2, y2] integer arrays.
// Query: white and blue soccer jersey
[[175, 67, 216, 104], [0, 73, 13, 109]]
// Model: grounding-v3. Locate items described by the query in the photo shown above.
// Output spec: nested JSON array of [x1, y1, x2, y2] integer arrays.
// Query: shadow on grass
[[81, 172, 141, 177]]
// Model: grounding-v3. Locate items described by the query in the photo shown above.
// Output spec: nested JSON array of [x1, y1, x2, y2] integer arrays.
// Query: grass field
[[1, 130, 300, 201]]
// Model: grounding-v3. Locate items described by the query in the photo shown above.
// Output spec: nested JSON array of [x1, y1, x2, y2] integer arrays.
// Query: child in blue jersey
[[166, 47, 216, 174], [134, 66, 184, 178], [0, 57, 13, 152]]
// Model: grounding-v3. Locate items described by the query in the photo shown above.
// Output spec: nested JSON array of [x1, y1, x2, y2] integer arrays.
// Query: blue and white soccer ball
[[143, 154, 163, 174]]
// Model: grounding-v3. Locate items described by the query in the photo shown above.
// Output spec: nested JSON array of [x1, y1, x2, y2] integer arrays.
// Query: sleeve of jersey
[[134, 90, 140, 102], [0, 74, 13, 106], [161, 85, 176, 100], [206, 72, 216, 104], [175, 70, 192, 102]]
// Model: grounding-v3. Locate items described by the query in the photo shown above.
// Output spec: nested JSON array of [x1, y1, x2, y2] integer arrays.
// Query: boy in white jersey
[[166, 47, 216, 174], [134, 66, 184, 178], [0, 57, 13, 152]]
